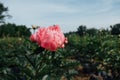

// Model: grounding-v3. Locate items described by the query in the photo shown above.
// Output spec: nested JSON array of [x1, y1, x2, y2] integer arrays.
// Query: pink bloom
[[30, 25, 68, 51], [30, 33, 37, 42]]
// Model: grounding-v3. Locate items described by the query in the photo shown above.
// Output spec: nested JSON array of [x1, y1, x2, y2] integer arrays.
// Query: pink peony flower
[[30, 25, 68, 51]]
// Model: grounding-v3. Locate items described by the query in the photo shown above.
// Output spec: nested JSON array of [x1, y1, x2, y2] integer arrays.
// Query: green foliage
[[1, 24, 120, 79], [0, 37, 79, 80], [0, 37, 36, 80], [0, 23, 31, 37], [66, 32, 120, 72]]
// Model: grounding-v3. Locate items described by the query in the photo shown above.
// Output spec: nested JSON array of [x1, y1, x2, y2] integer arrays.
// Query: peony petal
[[30, 34, 37, 42]]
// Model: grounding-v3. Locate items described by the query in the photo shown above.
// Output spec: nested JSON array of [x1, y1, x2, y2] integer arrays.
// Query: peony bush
[[0, 25, 79, 80], [28, 25, 78, 79]]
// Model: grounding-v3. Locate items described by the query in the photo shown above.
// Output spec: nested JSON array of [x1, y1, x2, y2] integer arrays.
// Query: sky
[[1, 0, 120, 33]]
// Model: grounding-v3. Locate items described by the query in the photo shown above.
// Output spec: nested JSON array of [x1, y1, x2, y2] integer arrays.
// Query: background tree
[[86, 28, 98, 36], [0, 23, 31, 37], [77, 25, 87, 36], [110, 23, 120, 35], [0, 2, 9, 23]]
